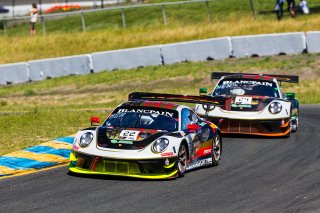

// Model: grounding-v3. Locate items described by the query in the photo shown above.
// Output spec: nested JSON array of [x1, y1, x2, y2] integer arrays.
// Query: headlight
[[269, 102, 282, 114], [79, 132, 94, 148], [152, 138, 169, 153]]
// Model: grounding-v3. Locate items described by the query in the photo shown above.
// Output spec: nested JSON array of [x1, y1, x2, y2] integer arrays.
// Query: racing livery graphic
[[69, 92, 230, 179], [195, 72, 299, 137]]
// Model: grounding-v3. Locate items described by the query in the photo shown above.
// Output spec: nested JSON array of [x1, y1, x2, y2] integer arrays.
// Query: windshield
[[104, 107, 179, 132], [213, 78, 280, 98]]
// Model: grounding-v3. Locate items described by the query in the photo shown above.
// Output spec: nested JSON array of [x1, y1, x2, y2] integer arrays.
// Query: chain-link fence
[[1, 0, 320, 36]]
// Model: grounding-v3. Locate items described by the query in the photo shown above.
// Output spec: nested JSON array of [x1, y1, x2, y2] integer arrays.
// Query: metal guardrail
[[0, 0, 214, 34], [1, 0, 213, 20]]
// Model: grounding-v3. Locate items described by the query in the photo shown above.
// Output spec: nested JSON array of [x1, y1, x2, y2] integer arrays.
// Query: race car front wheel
[[212, 134, 221, 166], [177, 144, 187, 177]]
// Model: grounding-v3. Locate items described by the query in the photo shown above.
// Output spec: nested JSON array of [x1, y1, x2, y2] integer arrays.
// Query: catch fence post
[[2, 20, 7, 35], [205, 0, 212, 24], [162, 4, 167, 26], [40, 16, 46, 35], [249, 0, 256, 18], [81, 13, 86, 32], [121, 8, 126, 29]]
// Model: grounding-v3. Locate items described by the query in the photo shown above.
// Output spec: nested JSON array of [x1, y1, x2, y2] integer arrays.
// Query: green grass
[[1, 0, 320, 64], [0, 54, 319, 155]]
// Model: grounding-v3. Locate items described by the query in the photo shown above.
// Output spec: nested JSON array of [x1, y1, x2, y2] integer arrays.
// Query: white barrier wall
[[306, 31, 320, 53], [1, 32, 320, 85], [28, 55, 91, 81], [0, 63, 29, 85], [91, 46, 162, 73], [161, 37, 232, 64], [231, 33, 306, 57]]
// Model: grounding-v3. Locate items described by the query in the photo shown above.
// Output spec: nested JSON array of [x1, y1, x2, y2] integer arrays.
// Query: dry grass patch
[[1, 14, 320, 64]]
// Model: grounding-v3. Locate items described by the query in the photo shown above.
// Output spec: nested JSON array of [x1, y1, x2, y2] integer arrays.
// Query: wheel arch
[[180, 139, 190, 161], [214, 129, 222, 155]]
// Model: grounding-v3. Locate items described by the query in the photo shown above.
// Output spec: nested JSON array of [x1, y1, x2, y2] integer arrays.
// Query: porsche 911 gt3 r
[[69, 92, 230, 179], [195, 72, 299, 137]]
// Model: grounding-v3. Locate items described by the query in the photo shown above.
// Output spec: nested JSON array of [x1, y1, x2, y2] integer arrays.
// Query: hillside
[[1, 0, 320, 64]]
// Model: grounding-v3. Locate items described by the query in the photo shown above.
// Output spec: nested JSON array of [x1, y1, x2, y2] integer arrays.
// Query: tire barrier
[[231, 32, 306, 57], [28, 55, 91, 81], [306, 31, 320, 53], [91, 46, 162, 73], [160, 37, 232, 64], [0, 32, 319, 85]]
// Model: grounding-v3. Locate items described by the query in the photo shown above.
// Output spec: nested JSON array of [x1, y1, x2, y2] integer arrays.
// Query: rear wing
[[128, 92, 232, 110], [211, 72, 299, 83]]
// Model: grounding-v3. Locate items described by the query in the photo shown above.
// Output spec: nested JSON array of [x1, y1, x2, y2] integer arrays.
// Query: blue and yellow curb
[[0, 136, 74, 179]]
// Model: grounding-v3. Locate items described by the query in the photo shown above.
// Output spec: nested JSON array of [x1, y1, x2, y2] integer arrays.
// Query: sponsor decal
[[222, 80, 273, 87], [119, 130, 140, 140], [106, 130, 119, 139], [161, 152, 174, 157], [118, 108, 174, 117], [235, 96, 252, 105], [232, 104, 252, 108], [186, 158, 212, 170], [110, 139, 133, 144], [203, 149, 212, 155], [73, 145, 79, 151]]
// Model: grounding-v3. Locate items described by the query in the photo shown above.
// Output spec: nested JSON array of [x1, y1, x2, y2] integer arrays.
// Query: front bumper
[[207, 117, 291, 137], [69, 152, 178, 179]]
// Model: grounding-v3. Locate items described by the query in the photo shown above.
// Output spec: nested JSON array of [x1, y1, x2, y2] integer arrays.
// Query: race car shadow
[[222, 133, 291, 140], [67, 171, 175, 182]]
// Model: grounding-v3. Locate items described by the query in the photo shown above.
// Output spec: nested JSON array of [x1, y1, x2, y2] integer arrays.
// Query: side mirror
[[199, 88, 207, 96], [90, 116, 100, 126], [187, 124, 200, 131], [284, 92, 295, 100]]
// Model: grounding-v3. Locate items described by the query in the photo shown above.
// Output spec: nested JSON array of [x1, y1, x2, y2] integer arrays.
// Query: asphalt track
[[0, 105, 319, 213]]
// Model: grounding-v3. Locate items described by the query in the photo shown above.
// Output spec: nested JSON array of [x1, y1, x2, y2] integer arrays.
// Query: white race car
[[195, 72, 299, 137], [69, 92, 230, 179]]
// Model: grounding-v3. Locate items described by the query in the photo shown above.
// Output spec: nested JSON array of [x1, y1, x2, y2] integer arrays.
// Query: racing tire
[[177, 143, 187, 177], [211, 134, 222, 166], [291, 113, 299, 133]]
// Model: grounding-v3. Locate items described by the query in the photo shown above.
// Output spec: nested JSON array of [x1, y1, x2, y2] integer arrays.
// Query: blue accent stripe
[[55, 137, 74, 144], [25, 146, 71, 159], [0, 156, 56, 170]]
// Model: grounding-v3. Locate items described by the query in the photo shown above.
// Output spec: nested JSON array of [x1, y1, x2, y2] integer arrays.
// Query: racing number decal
[[120, 130, 140, 140], [235, 96, 252, 105]]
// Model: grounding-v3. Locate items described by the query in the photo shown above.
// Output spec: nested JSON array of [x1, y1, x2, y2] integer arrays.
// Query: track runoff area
[[0, 105, 319, 212]]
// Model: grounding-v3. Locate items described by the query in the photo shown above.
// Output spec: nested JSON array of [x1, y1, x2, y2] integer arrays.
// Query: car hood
[[96, 126, 166, 150]]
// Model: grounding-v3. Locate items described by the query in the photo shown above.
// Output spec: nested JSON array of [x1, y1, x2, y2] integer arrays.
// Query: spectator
[[275, 0, 285, 20], [287, 0, 296, 17], [299, 0, 309, 14], [29, 3, 38, 35]]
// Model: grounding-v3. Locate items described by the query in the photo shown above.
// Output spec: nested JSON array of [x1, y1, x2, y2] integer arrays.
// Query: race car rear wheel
[[212, 134, 221, 166], [291, 113, 299, 132], [177, 144, 187, 177]]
